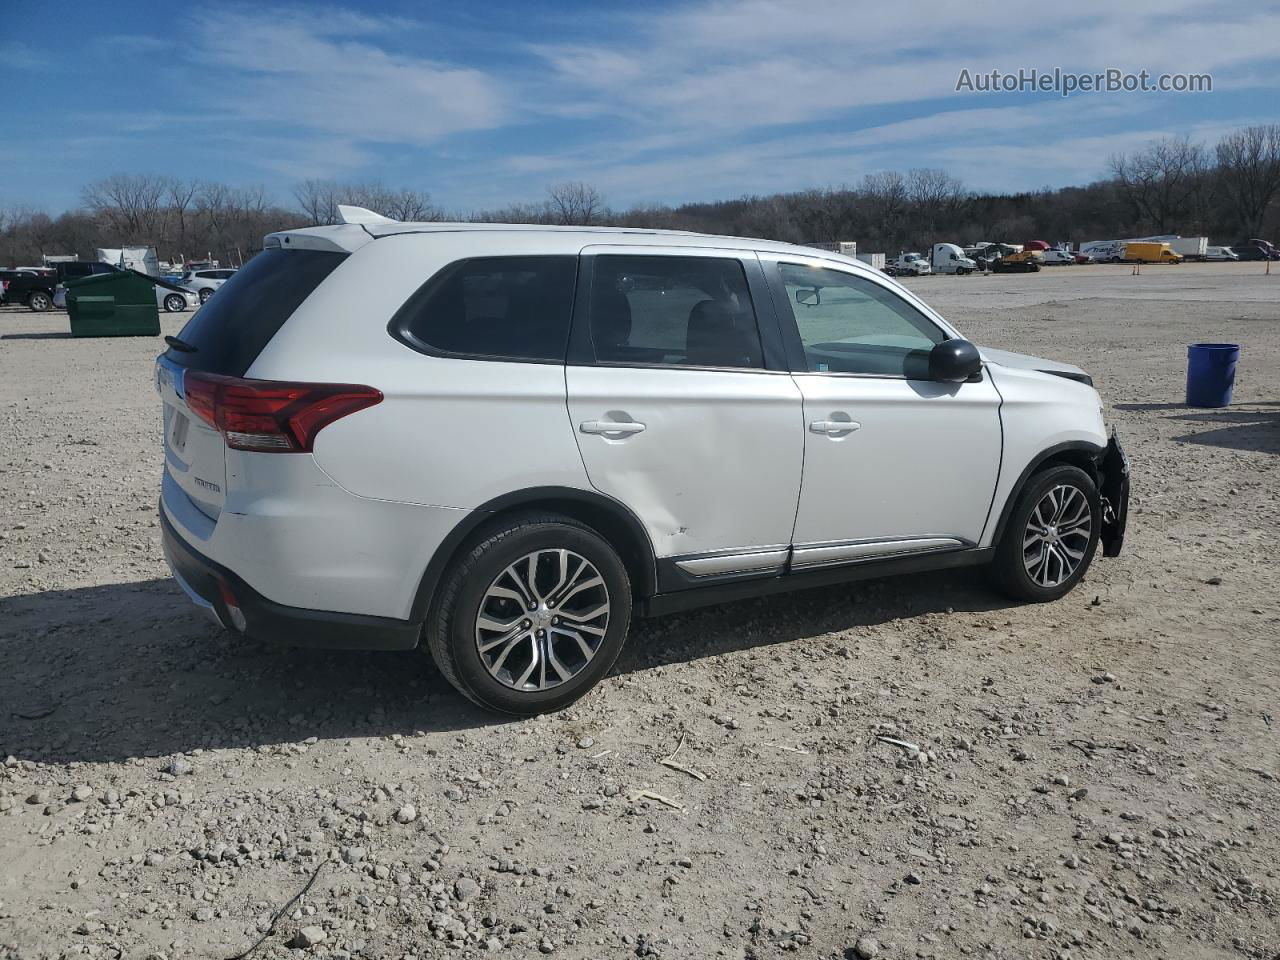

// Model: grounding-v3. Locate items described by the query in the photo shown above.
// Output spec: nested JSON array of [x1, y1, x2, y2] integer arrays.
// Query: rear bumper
[[160, 508, 421, 650]]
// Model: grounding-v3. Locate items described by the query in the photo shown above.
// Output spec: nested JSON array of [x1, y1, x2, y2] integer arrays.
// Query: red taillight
[[182, 371, 382, 453]]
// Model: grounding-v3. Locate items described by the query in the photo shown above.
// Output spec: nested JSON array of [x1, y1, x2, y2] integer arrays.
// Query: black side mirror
[[929, 338, 982, 382]]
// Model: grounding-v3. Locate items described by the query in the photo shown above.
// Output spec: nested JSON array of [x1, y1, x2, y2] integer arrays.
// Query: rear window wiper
[[164, 335, 198, 353]]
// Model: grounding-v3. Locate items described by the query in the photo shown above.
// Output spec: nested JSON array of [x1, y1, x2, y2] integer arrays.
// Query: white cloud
[[192, 8, 506, 148], [28, 0, 1280, 206]]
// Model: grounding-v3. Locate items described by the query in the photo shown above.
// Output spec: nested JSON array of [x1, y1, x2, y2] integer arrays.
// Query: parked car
[[0, 267, 58, 310], [53, 260, 119, 284], [156, 214, 1130, 715], [1234, 239, 1279, 261], [1040, 250, 1076, 265], [180, 267, 237, 303], [1204, 246, 1239, 261], [53, 274, 198, 312]]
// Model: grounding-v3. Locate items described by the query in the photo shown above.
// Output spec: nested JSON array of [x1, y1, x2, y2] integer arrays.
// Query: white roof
[[265, 219, 870, 273]]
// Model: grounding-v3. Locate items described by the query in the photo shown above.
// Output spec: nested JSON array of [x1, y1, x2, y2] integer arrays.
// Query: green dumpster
[[66, 269, 161, 337]]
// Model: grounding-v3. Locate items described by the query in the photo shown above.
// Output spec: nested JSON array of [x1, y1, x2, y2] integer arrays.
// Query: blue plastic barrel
[[1185, 343, 1239, 408]]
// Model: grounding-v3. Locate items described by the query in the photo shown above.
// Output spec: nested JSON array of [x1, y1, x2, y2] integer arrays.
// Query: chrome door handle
[[580, 420, 646, 436], [809, 419, 861, 435]]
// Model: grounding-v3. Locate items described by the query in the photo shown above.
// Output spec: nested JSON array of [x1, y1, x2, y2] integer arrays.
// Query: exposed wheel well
[[409, 489, 658, 624], [1036, 448, 1099, 485], [988, 442, 1103, 548]]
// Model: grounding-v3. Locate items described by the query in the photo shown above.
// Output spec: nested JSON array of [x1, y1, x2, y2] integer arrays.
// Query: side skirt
[[638, 546, 994, 618]]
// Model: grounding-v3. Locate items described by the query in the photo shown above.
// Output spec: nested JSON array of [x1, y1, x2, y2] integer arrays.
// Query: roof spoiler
[[336, 205, 398, 226]]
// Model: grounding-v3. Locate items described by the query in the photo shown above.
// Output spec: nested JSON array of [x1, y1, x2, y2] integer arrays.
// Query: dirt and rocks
[[1, 262, 1277, 959]]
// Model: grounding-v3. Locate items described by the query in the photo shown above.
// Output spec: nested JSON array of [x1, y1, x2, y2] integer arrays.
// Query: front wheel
[[989, 464, 1100, 602], [163, 294, 186, 312], [425, 514, 632, 715], [198, 288, 214, 303]]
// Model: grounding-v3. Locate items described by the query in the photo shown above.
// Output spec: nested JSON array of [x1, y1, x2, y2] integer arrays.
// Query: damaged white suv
[[158, 208, 1129, 715]]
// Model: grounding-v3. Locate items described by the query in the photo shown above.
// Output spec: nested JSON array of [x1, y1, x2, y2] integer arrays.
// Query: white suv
[[180, 268, 238, 303], [157, 208, 1129, 715]]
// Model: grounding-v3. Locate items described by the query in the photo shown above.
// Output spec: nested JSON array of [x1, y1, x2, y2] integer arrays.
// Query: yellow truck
[[1121, 241, 1183, 264]]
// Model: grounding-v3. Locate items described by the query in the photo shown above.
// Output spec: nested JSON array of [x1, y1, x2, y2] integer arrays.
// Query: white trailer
[[856, 252, 886, 270], [806, 241, 857, 256], [97, 246, 160, 277]]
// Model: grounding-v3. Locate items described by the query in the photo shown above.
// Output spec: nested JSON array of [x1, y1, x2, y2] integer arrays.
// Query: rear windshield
[[166, 249, 347, 375]]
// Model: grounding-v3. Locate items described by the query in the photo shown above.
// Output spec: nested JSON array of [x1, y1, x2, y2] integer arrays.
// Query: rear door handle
[[580, 420, 646, 436], [809, 419, 861, 435]]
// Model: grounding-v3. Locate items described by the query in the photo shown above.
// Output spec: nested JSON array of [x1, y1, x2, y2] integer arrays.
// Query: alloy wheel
[[1022, 484, 1092, 587], [474, 548, 610, 692]]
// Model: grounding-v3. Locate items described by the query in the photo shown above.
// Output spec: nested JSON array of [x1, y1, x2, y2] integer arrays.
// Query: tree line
[[2, 124, 1277, 269]]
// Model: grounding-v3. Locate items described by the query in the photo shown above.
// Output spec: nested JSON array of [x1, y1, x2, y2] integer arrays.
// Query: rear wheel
[[425, 514, 632, 715], [27, 291, 51, 311], [989, 464, 1100, 602]]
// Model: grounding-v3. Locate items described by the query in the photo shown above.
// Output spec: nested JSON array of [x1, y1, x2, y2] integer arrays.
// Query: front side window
[[778, 263, 944, 377], [394, 256, 577, 362], [589, 255, 763, 369]]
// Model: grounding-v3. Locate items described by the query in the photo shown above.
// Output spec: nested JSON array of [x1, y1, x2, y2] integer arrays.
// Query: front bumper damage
[[1098, 432, 1130, 558]]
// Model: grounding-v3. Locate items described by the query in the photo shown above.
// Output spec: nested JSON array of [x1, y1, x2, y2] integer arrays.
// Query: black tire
[[163, 294, 186, 313], [989, 464, 1100, 602], [425, 513, 632, 715], [198, 288, 214, 303], [27, 291, 52, 311]]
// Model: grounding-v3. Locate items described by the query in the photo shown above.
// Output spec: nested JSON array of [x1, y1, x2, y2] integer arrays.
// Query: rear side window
[[167, 249, 347, 375], [390, 256, 577, 362], [589, 255, 763, 369]]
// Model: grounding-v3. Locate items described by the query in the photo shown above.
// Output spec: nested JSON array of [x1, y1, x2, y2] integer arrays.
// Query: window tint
[[167, 249, 347, 376], [589, 256, 762, 369], [779, 263, 944, 377], [393, 256, 576, 362]]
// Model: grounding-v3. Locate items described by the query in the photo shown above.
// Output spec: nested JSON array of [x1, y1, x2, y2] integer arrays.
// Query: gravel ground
[[1, 262, 1277, 960]]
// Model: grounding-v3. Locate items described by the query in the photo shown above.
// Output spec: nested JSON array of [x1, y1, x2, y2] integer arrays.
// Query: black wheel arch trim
[[408, 486, 658, 623], [987, 440, 1106, 548]]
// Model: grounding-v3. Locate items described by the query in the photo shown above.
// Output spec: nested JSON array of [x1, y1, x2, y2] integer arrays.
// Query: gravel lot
[[1, 262, 1277, 960]]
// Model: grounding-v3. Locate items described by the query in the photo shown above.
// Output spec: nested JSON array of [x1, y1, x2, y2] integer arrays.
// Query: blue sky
[[3, 0, 1278, 214]]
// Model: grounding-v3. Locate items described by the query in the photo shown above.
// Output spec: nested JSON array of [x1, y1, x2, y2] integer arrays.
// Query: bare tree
[[906, 168, 968, 241], [859, 171, 910, 245], [546, 181, 603, 225], [294, 179, 338, 226], [1215, 125, 1280, 239], [1109, 136, 1207, 233], [81, 173, 169, 242], [293, 180, 439, 224], [165, 177, 200, 259]]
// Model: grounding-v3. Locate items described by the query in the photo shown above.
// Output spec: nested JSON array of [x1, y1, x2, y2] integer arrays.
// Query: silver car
[[53, 281, 199, 312], [180, 268, 237, 304]]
